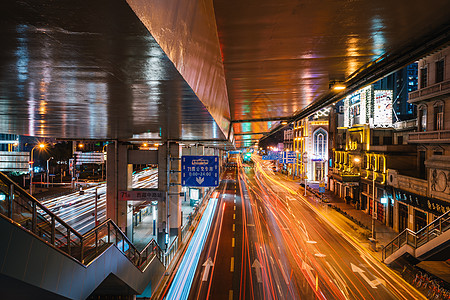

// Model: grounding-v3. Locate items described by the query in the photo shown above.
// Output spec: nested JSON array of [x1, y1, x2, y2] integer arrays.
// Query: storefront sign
[[394, 188, 450, 215], [119, 190, 163, 202]]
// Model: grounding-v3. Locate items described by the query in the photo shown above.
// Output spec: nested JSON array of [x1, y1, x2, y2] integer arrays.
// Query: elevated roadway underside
[[1, 0, 450, 147]]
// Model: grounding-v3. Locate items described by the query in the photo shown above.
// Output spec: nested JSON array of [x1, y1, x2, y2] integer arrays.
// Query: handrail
[[0, 172, 83, 239], [0, 171, 163, 270], [383, 210, 450, 261]]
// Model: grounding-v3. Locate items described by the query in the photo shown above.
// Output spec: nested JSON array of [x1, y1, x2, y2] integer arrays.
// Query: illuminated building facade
[[387, 45, 450, 232], [289, 108, 330, 182], [0, 134, 20, 152], [329, 123, 418, 230]]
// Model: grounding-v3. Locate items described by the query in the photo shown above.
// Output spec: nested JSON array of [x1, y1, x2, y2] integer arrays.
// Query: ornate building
[[387, 45, 450, 232], [289, 108, 330, 183]]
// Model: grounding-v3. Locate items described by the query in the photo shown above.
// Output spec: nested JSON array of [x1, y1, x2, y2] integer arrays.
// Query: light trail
[[164, 193, 219, 300], [40, 168, 158, 233], [248, 155, 425, 300]]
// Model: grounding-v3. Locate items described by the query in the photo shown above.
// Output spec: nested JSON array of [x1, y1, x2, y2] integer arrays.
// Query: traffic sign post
[[319, 182, 326, 193], [182, 156, 219, 187]]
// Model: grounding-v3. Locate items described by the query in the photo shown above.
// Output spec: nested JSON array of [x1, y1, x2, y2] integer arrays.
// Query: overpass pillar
[[106, 142, 133, 235], [157, 142, 181, 248]]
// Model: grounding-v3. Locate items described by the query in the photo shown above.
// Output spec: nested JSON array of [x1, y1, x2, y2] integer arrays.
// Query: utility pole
[[47, 157, 54, 188], [372, 173, 376, 240]]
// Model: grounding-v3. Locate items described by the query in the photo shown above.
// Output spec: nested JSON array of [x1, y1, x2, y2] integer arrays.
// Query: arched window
[[313, 129, 327, 159]]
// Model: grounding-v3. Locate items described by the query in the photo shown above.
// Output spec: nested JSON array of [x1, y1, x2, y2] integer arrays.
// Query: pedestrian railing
[[0, 171, 163, 270], [382, 210, 450, 262]]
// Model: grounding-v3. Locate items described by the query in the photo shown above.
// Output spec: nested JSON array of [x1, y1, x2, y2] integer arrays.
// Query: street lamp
[[303, 152, 308, 196], [102, 144, 108, 180], [47, 157, 54, 188], [30, 143, 46, 195]]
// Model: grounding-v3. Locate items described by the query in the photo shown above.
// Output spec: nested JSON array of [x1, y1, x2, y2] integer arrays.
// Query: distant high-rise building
[[372, 63, 418, 122], [393, 63, 418, 120], [0, 134, 20, 151]]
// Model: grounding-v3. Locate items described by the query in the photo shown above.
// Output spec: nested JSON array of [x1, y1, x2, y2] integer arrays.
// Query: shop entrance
[[388, 198, 393, 228], [414, 209, 427, 231], [398, 203, 408, 232]]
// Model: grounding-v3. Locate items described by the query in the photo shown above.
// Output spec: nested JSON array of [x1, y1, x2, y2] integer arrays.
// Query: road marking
[[326, 261, 350, 299], [229, 290, 233, 300], [233, 214, 235, 220], [230, 257, 234, 272], [252, 259, 262, 283], [233, 224, 235, 231], [278, 259, 289, 285], [202, 257, 214, 281], [351, 263, 385, 289], [232, 238, 235, 247], [234, 205, 236, 210]]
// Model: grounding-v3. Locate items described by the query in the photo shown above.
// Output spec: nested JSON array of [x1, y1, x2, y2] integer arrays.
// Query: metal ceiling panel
[[127, 0, 232, 140], [0, 0, 226, 141], [213, 0, 450, 142]]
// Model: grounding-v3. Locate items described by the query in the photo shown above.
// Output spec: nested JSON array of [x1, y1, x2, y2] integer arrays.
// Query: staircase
[[0, 171, 165, 299], [383, 210, 450, 265]]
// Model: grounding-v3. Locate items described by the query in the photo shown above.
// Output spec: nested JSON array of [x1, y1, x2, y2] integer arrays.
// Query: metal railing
[[0, 171, 163, 270], [408, 130, 450, 142], [409, 79, 450, 101], [382, 210, 450, 261]]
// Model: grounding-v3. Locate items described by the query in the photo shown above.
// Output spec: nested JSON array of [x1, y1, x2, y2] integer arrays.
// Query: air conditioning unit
[[387, 169, 398, 187]]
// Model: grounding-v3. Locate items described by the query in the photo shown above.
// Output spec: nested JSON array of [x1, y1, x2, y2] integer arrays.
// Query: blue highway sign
[[182, 156, 219, 187], [283, 151, 297, 164]]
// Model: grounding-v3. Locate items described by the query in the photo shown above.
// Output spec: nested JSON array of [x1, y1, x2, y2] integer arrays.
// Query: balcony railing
[[409, 79, 450, 102], [408, 130, 450, 143], [393, 119, 417, 130]]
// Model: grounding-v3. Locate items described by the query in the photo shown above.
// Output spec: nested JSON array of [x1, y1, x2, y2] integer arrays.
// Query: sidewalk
[[304, 181, 450, 285], [132, 195, 198, 251], [307, 182, 397, 251]]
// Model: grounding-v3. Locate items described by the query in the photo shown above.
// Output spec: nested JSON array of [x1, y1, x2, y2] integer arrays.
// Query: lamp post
[[101, 144, 107, 180], [47, 157, 54, 188], [29, 143, 45, 195], [303, 152, 308, 196], [372, 172, 376, 240]]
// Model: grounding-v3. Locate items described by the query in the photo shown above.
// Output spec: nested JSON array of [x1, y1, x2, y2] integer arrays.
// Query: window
[[397, 136, 404, 144], [434, 102, 444, 131], [436, 59, 444, 83], [313, 129, 327, 160], [383, 136, 392, 145], [372, 136, 379, 145], [420, 67, 428, 88], [418, 105, 427, 131]]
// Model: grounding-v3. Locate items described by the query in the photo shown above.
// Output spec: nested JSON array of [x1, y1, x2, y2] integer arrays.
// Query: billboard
[[0, 151, 29, 173], [74, 151, 104, 165], [373, 90, 393, 127]]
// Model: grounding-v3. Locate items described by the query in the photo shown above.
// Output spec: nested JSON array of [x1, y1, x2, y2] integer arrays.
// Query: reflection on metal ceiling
[[1, 0, 450, 149], [212, 0, 450, 147], [0, 0, 226, 142]]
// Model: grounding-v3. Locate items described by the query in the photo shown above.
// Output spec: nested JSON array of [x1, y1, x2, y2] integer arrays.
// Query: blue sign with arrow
[[182, 156, 219, 187], [283, 151, 297, 164]]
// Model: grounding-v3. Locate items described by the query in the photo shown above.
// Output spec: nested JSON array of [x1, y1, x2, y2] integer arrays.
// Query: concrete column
[[157, 144, 167, 247], [106, 142, 132, 234], [157, 142, 181, 248]]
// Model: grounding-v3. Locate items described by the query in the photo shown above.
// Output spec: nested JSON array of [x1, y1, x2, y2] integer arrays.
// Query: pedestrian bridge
[[382, 210, 450, 265]]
